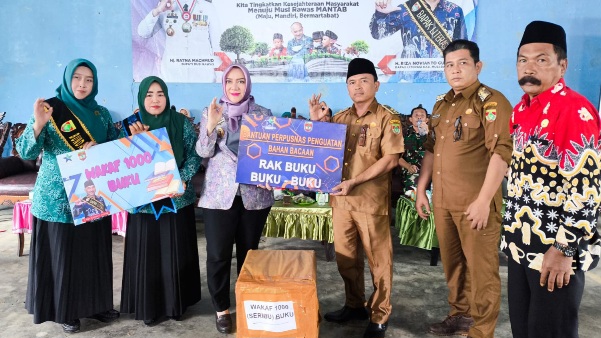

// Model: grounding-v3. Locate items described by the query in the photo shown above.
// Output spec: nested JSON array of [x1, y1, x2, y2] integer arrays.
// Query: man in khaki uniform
[[415, 40, 512, 338], [309, 58, 404, 338]]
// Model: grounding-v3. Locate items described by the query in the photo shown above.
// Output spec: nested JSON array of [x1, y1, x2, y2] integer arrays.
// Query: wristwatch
[[553, 241, 577, 257]]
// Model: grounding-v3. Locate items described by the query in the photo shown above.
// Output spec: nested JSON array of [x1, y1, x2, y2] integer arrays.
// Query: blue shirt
[[72, 195, 107, 218], [287, 35, 312, 58], [370, 0, 467, 82]]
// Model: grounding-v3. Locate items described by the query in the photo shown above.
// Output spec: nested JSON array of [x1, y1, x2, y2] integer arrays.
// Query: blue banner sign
[[56, 128, 184, 225], [236, 115, 346, 193]]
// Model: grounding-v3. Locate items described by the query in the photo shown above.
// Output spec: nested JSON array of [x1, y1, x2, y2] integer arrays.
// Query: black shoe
[[88, 309, 120, 323], [169, 315, 182, 321], [363, 321, 388, 338], [143, 318, 156, 326], [62, 319, 81, 333], [324, 306, 369, 323], [215, 313, 233, 334]]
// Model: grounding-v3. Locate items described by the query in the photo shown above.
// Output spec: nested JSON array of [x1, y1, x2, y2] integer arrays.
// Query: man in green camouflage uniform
[[398, 104, 429, 194]]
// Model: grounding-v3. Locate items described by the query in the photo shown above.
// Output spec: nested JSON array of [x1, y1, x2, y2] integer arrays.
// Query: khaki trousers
[[433, 207, 501, 338], [332, 208, 393, 324]]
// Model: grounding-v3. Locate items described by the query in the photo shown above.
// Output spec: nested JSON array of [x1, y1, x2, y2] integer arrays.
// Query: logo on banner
[[262, 117, 277, 130], [304, 121, 313, 132]]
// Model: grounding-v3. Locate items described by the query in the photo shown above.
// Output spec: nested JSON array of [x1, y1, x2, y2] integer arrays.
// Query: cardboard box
[[236, 250, 319, 338]]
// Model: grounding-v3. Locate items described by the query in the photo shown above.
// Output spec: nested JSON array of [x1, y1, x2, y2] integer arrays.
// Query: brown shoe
[[428, 315, 474, 336]]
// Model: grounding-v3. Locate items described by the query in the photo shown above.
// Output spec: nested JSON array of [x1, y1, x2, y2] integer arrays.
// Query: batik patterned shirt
[[501, 78, 601, 272], [287, 35, 313, 58]]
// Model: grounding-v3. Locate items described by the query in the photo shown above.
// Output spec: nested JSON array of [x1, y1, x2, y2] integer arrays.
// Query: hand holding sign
[[81, 141, 97, 150], [128, 121, 150, 136]]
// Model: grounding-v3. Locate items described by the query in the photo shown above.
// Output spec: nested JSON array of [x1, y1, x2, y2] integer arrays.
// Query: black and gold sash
[[47, 97, 95, 150], [403, 0, 452, 53], [82, 196, 106, 213]]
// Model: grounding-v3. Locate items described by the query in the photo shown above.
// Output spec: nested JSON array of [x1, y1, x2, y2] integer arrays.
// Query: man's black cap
[[346, 58, 378, 81], [519, 21, 567, 55]]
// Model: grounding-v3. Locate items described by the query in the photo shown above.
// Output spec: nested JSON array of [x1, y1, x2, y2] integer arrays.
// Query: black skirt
[[25, 217, 114, 324], [120, 204, 201, 320]]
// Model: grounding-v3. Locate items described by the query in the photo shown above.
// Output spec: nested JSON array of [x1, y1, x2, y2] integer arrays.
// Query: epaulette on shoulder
[[436, 94, 445, 102], [477, 86, 492, 102], [337, 107, 352, 115], [382, 104, 400, 115]]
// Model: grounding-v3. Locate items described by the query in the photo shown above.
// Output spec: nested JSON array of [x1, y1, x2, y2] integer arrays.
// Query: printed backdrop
[[132, 0, 477, 83]]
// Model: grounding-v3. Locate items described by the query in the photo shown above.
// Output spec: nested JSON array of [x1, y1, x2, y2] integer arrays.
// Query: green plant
[[220, 26, 254, 62]]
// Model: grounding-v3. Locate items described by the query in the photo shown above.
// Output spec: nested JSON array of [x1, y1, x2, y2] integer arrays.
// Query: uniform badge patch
[[484, 102, 497, 122], [304, 121, 313, 132], [391, 120, 401, 134]]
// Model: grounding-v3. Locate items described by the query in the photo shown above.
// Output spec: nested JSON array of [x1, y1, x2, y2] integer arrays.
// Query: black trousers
[[202, 196, 271, 312], [508, 258, 585, 338]]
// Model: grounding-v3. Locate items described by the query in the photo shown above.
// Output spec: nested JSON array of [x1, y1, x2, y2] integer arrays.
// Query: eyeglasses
[[453, 116, 462, 142]]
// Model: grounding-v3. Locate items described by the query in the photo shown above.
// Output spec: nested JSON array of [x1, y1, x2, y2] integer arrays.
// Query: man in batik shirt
[[502, 21, 601, 338], [287, 22, 312, 81]]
